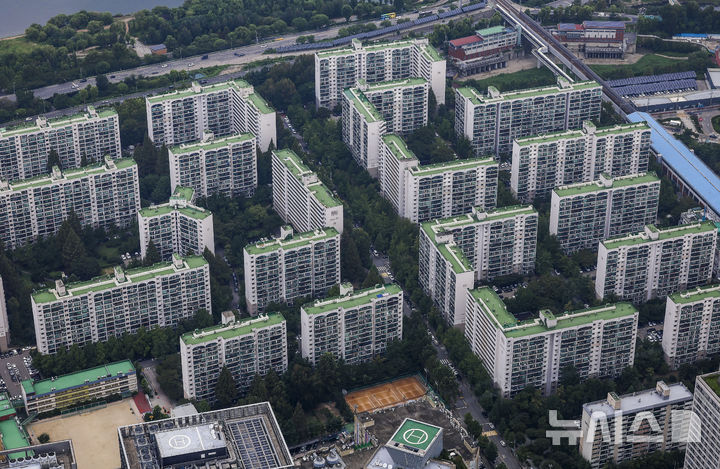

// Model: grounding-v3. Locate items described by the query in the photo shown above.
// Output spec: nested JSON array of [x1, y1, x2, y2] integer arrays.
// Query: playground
[[345, 376, 427, 413], [28, 398, 143, 468]]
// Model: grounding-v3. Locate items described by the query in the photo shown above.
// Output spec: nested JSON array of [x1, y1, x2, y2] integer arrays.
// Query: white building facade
[[684, 372, 720, 469]]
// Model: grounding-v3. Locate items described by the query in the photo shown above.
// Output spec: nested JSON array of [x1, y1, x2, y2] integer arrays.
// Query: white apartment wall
[[256, 111, 277, 152], [0, 276, 8, 352]]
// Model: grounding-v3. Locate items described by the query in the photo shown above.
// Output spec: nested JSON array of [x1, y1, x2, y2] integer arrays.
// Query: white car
[[187, 62, 194, 67], [161, 64, 168, 68], [500, 440, 506, 447]]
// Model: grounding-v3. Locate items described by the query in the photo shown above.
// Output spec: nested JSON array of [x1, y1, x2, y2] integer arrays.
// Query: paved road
[[138, 358, 175, 412]]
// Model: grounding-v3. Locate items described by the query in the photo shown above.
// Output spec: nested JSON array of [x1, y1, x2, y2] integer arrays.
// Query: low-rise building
[[21, 360, 137, 414], [180, 313, 287, 403], [596, 222, 717, 303], [380, 135, 498, 223], [168, 133, 257, 198], [549, 173, 660, 253], [0, 157, 140, 250], [271, 149, 343, 234], [32, 255, 211, 354], [682, 372, 720, 469], [448, 25, 522, 76], [366, 419, 451, 469], [662, 284, 720, 369], [579, 381, 693, 468], [0, 106, 121, 182], [511, 121, 652, 202], [464, 287, 638, 397], [243, 226, 340, 314], [138, 186, 214, 261], [419, 206, 538, 325], [455, 77, 602, 156], [146, 80, 276, 151], [553, 21, 629, 59], [300, 284, 403, 365], [0, 440, 77, 469]]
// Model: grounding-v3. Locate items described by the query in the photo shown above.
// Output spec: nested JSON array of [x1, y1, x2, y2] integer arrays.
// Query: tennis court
[[345, 376, 427, 413]]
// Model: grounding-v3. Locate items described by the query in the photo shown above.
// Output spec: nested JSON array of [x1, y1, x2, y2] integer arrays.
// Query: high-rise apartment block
[[31, 255, 211, 354], [579, 381, 693, 468], [243, 226, 340, 314], [0, 106, 121, 182], [0, 276, 9, 352], [180, 313, 288, 402], [342, 86, 386, 176], [419, 206, 538, 325], [314, 38, 446, 109], [138, 186, 214, 261], [455, 78, 602, 156], [511, 121, 651, 202], [300, 284, 403, 365], [168, 132, 257, 198], [464, 287, 638, 397], [0, 157, 140, 250], [684, 372, 720, 469], [596, 222, 717, 303], [549, 173, 660, 253], [271, 149, 343, 234], [662, 284, 720, 369], [146, 80, 276, 151], [380, 135, 498, 223]]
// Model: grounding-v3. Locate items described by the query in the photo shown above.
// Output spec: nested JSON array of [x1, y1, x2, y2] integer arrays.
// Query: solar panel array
[[608, 71, 697, 97], [228, 417, 280, 469], [275, 1, 486, 53]]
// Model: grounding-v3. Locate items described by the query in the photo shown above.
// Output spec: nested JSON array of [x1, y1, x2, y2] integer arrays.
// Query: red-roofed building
[[448, 25, 521, 76]]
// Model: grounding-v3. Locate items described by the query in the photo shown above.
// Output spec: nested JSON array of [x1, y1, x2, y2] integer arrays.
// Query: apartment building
[[448, 25, 522, 76], [464, 287, 638, 397], [0, 277, 9, 352], [455, 77, 602, 156], [300, 283, 403, 365], [596, 222, 717, 303], [168, 132, 257, 198], [314, 38, 446, 109], [0, 157, 140, 250], [0, 106, 121, 182], [31, 254, 211, 354], [419, 206, 538, 325], [579, 381, 693, 468], [146, 80, 276, 151], [355, 78, 429, 135], [662, 284, 720, 369], [511, 121, 652, 202], [243, 226, 340, 314], [380, 135, 498, 223], [138, 186, 214, 261], [549, 173, 660, 253], [342, 87, 386, 176], [180, 313, 288, 402], [271, 149, 343, 234], [684, 371, 720, 469], [21, 360, 137, 414]]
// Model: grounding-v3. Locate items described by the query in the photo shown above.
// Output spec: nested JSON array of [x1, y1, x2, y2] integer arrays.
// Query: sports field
[[345, 376, 426, 413], [28, 399, 143, 468]]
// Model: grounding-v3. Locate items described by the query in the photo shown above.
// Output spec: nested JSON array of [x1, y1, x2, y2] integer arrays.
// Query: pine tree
[[46, 149, 62, 172], [215, 366, 238, 408], [62, 229, 86, 270], [144, 240, 161, 265], [361, 265, 384, 288]]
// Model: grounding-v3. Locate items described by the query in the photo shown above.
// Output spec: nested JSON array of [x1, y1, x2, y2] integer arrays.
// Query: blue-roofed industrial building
[[628, 112, 720, 220]]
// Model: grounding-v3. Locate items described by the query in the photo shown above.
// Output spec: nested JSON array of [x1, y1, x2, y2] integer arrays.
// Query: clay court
[[345, 376, 427, 413], [28, 398, 143, 468]]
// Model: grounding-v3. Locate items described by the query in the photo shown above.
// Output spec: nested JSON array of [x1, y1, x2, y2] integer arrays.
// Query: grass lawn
[[0, 37, 43, 55], [459, 66, 557, 93], [712, 115, 720, 133], [590, 54, 699, 80], [97, 245, 121, 267]]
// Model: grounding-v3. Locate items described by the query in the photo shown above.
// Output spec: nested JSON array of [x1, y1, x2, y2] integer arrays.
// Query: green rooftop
[[181, 313, 285, 345], [0, 420, 29, 456], [138, 193, 212, 221], [344, 88, 382, 122], [603, 222, 716, 250], [458, 80, 601, 105], [702, 372, 720, 399], [409, 156, 497, 177], [437, 242, 473, 274], [146, 79, 251, 104], [382, 134, 419, 161], [169, 133, 255, 154], [514, 129, 585, 146], [173, 186, 194, 201], [390, 419, 441, 452], [477, 25, 508, 37], [31, 255, 207, 304], [6, 158, 136, 191], [0, 394, 16, 421], [245, 227, 340, 255], [24, 360, 135, 397], [0, 107, 117, 138], [247, 92, 274, 114], [669, 284, 720, 304], [273, 149, 342, 208], [554, 172, 659, 197], [421, 205, 536, 244], [469, 287, 638, 338], [303, 284, 402, 315]]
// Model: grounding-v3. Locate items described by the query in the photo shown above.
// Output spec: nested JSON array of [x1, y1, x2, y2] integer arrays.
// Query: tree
[[484, 441, 498, 463], [144, 240, 161, 265], [361, 265, 383, 288], [46, 149, 62, 172], [341, 231, 363, 284], [38, 433, 50, 443], [62, 228, 86, 270], [215, 366, 238, 407], [96, 74, 110, 96], [342, 5, 353, 22]]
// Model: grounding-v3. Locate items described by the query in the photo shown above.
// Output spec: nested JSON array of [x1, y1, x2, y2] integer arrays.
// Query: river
[[1, 0, 185, 38]]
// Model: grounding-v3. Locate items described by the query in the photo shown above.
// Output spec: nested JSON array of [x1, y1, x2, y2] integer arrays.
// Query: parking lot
[[0, 349, 38, 400]]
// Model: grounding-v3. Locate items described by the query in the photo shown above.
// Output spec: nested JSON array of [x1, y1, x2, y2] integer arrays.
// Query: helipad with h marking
[[390, 418, 441, 452]]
